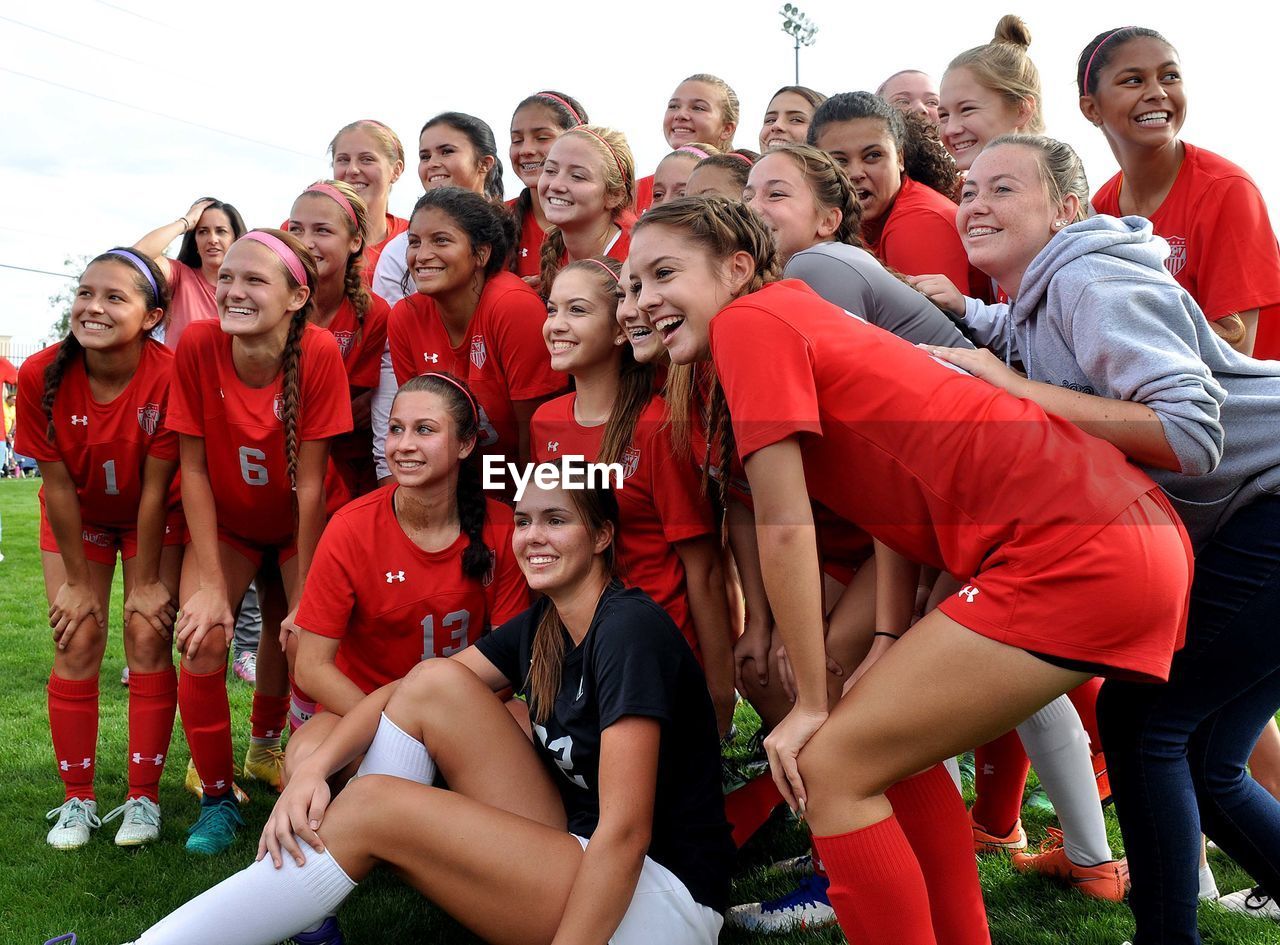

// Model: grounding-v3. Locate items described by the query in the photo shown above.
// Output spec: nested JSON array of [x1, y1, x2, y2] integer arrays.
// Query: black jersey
[[475, 583, 734, 913]]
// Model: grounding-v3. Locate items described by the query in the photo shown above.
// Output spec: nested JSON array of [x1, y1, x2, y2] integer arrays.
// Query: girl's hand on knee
[[734, 616, 773, 690], [124, 581, 177, 640], [175, 587, 233, 659], [259, 771, 331, 867], [764, 704, 829, 815], [49, 582, 104, 650], [279, 604, 302, 652]]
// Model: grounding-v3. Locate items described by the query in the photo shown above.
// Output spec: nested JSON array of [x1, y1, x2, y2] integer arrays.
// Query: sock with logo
[[127, 668, 177, 802], [178, 666, 234, 799], [49, 673, 99, 802], [971, 729, 1030, 837]]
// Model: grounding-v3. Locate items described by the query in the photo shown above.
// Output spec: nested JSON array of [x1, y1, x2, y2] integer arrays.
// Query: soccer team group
[[19, 13, 1280, 945]]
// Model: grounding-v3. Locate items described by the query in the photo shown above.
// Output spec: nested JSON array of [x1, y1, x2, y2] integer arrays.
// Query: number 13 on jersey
[[421, 609, 472, 660]]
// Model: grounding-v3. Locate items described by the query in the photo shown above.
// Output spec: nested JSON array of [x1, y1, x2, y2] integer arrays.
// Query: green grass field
[[0, 477, 1273, 944]]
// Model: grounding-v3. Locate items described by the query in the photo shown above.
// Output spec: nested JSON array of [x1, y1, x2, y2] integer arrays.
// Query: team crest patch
[[273, 393, 285, 422], [332, 330, 354, 357], [1165, 235, 1188, 277], [622, 446, 641, 479], [137, 402, 161, 436], [470, 335, 487, 369]]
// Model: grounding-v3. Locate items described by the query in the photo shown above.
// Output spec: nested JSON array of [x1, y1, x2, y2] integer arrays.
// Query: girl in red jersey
[[650, 144, 722, 208], [133, 198, 246, 349], [286, 373, 528, 776], [532, 258, 736, 733], [1080, 27, 1280, 357], [629, 196, 1194, 945], [508, 91, 589, 287], [18, 249, 182, 850], [537, 125, 636, 292], [635, 74, 740, 213], [288, 179, 391, 500], [166, 229, 352, 855], [328, 120, 407, 281], [937, 16, 1043, 173], [759, 85, 827, 152], [388, 187, 564, 469], [686, 151, 757, 201]]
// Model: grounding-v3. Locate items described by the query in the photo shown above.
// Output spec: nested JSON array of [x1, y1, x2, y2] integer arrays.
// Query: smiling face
[[331, 127, 403, 210], [759, 91, 818, 151], [537, 135, 614, 230], [287, 193, 362, 287], [513, 484, 613, 595], [544, 268, 624, 375], [743, 151, 838, 263], [813, 117, 903, 225], [938, 66, 1030, 170], [616, 259, 663, 363], [880, 71, 942, 126], [405, 207, 486, 297], [215, 240, 308, 339], [70, 259, 163, 351], [650, 153, 700, 207], [1081, 37, 1185, 153], [385, 388, 472, 488], [510, 103, 565, 191], [418, 124, 491, 194], [194, 208, 235, 271], [664, 80, 735, 149], [957, 144, 1068, 296]]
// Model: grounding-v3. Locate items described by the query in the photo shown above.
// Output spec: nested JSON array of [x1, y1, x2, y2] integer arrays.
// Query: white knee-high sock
[[131, 846, 355, 945], [944, 755, 962, 793], [1016, 694, 1113, 866], [355, 712, 436, 783]]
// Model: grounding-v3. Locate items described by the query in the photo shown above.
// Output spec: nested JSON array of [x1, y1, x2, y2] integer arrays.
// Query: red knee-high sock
[[48, 673, 99, 802], [887, 764, 991, 945], [251, 691, 290, 742], [179, 666, 234, 799], [127, 668, 177, 803], [1067, 678, 1103, 753], [971, 729, 1030, 836], [813, 815, 937, 945]]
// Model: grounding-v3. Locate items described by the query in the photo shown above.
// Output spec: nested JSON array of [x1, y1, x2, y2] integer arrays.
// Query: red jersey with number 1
[[15, 339, 179, 528], [294, 488, 529, 693], [166, 321, 352, 547]]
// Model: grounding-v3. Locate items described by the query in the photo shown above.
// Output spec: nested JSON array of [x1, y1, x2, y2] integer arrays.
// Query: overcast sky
[[3, 0, 1276, 348]]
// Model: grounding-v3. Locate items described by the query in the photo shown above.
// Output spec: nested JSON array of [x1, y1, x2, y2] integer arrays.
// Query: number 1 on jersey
[[102, 459, 119, 496]]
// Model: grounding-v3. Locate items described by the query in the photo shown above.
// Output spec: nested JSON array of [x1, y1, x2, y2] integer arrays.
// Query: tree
[[44, 254, 90, 344]]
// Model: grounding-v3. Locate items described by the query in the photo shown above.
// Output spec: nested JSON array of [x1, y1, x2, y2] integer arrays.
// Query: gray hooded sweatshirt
[[961, 214, 1280, 548]]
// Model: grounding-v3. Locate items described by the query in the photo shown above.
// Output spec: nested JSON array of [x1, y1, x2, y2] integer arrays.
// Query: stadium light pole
[[779, 4, 818, 85]]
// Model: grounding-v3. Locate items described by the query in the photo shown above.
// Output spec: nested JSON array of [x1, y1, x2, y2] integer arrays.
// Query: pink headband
[[676, 145, 710, 161], [575, 127, 628, 182], [726, 152, 753, 166], [421, 372, 480, 424], [303, 182, 358, 228], [1083, 27, 1133, 92], [581, 258, 620, 283], [240, 231, 308, 287], [536, 92, 582, 126]]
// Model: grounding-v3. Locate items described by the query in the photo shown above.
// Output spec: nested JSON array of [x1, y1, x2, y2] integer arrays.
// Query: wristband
[[178, 217, 191, 233], [873, 631, 901, 640]]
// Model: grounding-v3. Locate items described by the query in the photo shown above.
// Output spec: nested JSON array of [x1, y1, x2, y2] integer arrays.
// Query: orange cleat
[[971, 809, 1028, 853], [1012, 827, 1129, 902], [1093, 751, 1113, 806]]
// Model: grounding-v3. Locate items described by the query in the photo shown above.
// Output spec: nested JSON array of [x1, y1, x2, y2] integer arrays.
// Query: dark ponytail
[[423, 112, 505, 201]]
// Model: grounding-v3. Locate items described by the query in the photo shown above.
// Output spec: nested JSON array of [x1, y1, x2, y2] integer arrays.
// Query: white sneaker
[[45, 798, 100, 849], [103, 797, 161, 846], [1199, 862, 1220, 901], [121, 666, 130, 686], [1219, 886, 1280, 922], [232, 650, 257, 683]]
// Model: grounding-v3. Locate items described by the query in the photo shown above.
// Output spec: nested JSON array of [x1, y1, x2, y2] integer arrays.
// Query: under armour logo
[[204, 779, 227, 791], [547, 441, 560, 453], [60, 758, 92, 771], [423, 353, 440, 364], [70, 415, 88, 426], [520, 248, 528, 258], [958, 585, 980, 603], [132, 752, 165, 766], [386, 570, 406, 583]]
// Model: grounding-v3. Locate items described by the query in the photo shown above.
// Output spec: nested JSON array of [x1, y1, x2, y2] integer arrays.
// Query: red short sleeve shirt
[[295, 488, 529, 693], [512, 195, 546, 279], [361, 214, 410, 287], [16, 340, 179, 528], [166, 321, 353, 547], [325, 293, 390, 390]]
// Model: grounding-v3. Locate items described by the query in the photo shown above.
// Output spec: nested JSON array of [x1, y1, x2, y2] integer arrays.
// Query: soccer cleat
[[725, 873, 837, 932], [1218, 886, 1280, 922], [103, 797, 161, 847], [971, 809, 1028, 853], [244, 742, 286, 792], [769, 852, 815, 876], [185, 794, 245, 855], [232, 650, 257, 684], [1092, 751, 1112, 806], [284, 916, 346, 945], [45, 798, 100, 850], [1011, 827, 1128, 902], [184, 759, 250, 804]]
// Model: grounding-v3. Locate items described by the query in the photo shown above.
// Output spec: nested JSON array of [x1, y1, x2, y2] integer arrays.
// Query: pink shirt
[[164, 261, 218, 350]]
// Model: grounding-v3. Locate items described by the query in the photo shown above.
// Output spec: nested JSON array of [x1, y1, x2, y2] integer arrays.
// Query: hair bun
[[993, 14, 1032, 49]]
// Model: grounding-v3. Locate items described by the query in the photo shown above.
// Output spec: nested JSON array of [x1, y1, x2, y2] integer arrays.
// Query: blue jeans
[[1098, 493, 1280, 945]]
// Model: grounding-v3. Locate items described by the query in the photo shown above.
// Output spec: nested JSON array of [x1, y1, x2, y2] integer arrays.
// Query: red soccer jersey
[[511, 193, 546, 279], [531, 393, 713, 652], [558, 226, 632, 269], [387, 271, 565, 460], [166, 321, 353, 547], [635, 174, 655, 215], [361, 214, 410, 287], [16, 340, 179, 528], [865, 175, 992, 302], [295, 488, 529, 693], [324, 293, 390, 391], [1092, 144, 1280, 326], [708, 280, 1157, 583]]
